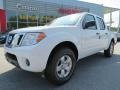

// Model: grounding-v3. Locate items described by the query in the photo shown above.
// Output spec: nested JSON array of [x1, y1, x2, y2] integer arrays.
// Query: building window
[[7, 10, 17, 21], [7, 10, 17, 30], [28, 22, 37, 27], [46, 16, 55, 24], [7, 22, 17, 31], [28, 12, 38, 22], [18, 12, 28, 22]]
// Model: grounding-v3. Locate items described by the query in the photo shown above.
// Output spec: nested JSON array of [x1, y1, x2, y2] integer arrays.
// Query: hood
[[10, 26, 51, 33], [9, 26, 76, 34]]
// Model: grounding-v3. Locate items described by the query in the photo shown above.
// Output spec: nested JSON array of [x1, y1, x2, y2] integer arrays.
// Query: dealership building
[[0, 0, 119, 33]]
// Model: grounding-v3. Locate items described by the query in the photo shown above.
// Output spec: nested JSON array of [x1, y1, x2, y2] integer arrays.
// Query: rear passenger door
[[96, 17, 109, 49]]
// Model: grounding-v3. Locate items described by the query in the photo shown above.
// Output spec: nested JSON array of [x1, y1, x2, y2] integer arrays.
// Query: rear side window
[[97, 17, 105, 30]]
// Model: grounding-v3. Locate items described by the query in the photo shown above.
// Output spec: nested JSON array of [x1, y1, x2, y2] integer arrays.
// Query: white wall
[[0, 0, 3, 9]]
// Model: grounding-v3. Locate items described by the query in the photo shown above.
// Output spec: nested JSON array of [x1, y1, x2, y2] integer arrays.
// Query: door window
[[97, 17, 105, 30], [82, 14, 97, 30]]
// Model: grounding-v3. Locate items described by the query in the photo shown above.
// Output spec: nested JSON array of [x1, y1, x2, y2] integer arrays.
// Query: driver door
[[81, 14, 101, 56]]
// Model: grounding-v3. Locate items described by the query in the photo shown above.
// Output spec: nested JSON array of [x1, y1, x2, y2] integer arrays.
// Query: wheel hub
[[56, 55, 72, 78]]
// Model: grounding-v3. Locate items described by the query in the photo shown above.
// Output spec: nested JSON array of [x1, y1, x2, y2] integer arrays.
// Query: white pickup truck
[[4, 12, 117, 85]]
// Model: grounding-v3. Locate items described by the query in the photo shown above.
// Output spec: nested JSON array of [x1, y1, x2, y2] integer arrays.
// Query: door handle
[[96, 33, 101, 39], [105, 33, 108, 35], [96, 33, 100, 35]]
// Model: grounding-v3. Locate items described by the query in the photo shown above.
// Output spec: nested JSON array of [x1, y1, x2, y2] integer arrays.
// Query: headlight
[[21, 32, 46, 46]]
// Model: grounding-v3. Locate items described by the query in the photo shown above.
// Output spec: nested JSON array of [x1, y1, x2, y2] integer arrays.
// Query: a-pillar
[[109, 11, 112, 31]]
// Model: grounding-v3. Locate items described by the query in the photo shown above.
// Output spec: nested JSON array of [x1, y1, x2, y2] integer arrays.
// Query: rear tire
[[45, 47, 76, 85], [104, 41, 114, 57]]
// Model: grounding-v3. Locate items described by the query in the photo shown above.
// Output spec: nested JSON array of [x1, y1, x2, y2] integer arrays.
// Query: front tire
[[45, 47, 76, 85], [104, 41, 114, 57]]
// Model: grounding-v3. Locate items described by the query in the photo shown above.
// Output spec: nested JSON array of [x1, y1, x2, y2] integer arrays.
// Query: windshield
[[49, 14, 81, 26]]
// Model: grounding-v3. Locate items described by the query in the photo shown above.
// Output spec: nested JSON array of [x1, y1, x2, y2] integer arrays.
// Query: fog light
[[26, 59, 30, 66]]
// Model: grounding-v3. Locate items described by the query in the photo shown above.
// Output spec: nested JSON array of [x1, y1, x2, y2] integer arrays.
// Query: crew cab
[[4, 12, 117, 85]]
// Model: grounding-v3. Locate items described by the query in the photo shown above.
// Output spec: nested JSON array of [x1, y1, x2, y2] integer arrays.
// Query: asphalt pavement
[[0, 43, 120, 90]]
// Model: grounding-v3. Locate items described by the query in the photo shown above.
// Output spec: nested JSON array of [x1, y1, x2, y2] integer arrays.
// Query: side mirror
[[83, 21, 96, 29]]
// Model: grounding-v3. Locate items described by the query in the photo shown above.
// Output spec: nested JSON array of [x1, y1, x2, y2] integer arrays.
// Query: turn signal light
[[36, 32, 46, 42]]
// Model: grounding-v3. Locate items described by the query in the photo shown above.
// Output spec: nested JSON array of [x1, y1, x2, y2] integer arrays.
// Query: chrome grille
[[6, 33, 24, 48], [6, 34, 15, 48]]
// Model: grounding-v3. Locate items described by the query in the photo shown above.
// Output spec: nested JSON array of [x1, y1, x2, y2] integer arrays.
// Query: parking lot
[[0, 43, 120, 90]]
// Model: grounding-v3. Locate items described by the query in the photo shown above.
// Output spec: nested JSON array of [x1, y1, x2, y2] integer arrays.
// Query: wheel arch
[[46, 41, 79, 67], [111, 38, 115, 43]]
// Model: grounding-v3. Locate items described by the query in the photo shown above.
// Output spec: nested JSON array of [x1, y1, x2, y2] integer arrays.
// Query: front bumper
[[4, 43, 51, 72], [5, 53, 20, 68]]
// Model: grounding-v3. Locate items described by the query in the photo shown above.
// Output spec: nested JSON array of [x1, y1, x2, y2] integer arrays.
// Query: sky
[[80, 0, 120, 8], [80, 0, 120, 27]]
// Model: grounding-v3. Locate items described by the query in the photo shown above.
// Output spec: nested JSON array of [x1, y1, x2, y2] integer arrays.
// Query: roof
[[104, 6, 120, 14]]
